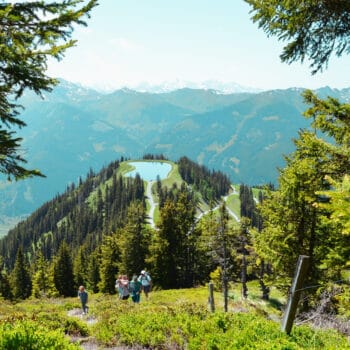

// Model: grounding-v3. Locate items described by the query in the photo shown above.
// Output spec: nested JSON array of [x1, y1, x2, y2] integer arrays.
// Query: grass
[[1, 282, 349, 349], [225, 192, 241, 219]]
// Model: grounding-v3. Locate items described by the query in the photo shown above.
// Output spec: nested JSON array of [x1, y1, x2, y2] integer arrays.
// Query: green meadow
[[0, 282, 349, 349]]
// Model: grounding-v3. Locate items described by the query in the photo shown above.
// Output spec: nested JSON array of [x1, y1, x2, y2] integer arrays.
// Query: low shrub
[[93, 299, 350, 349], [0, 321, 80, 349]]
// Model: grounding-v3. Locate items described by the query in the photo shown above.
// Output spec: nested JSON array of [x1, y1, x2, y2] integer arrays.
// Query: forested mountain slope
[[0, 157, 231, 270], [1, 81, 349, 222]]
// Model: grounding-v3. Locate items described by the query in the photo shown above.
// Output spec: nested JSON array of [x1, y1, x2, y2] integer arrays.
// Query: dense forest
[[178, 156, 231, 202], [0, 157, 252, 300]]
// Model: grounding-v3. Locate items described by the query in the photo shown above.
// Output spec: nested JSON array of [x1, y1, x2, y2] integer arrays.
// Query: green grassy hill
[[0, 283, 349, 349]]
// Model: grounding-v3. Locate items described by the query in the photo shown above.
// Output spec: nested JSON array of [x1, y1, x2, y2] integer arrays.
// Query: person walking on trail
[[129, 275, 142, 303], [116, 275, 130, 300], [115, 275, 123, 299], [138, 270, 152, 299], [78, 285, 88, 315]]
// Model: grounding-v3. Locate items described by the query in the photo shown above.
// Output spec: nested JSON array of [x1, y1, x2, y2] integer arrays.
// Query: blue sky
[[48, 0, 350, 91]]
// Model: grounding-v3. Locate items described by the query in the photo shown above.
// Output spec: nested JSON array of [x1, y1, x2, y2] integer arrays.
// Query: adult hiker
[[138, 270, 152, 299], [129, 275, 142, 303]]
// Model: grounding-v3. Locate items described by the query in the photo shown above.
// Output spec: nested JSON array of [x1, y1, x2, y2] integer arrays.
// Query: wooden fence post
[[208, 282, 215, 312], [281, 255, 310, 334]]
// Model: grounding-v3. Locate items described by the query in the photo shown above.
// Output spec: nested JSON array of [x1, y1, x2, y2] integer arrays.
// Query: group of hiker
[[115, 270, 152, 303], [78, 270, 152, 314]]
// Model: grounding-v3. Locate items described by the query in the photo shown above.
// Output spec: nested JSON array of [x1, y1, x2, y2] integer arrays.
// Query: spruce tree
[[53, 241, 75, 297], [117, 201, 150, 277], [10, 247, 32, 299], [148, 187, 199, 289], [87, 249, 100, 293], [245, 0, 350, 73], [31, 251, 50, 298], [254, 92, 350, 301], [246, 0, 350, 306], [73, 246, 88, 289], [0, 256, 12, 300], [98, 234, 119, 294], [0, 0, 97, 180]]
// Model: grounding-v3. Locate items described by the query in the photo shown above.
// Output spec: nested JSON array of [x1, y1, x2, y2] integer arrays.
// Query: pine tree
[[216, 203, 237, 310], [98, 234, 119, 294], [245, 0, 350, 305], [117, 201, 150, 277], [0, 256, 12, 300], [73, 246, 88, 289], [254, 92, 350, 300], [0, 0, 97, 180], [148, 187, 199, 289], [32, 251, 50, 298], [10, 247, 32, 299], [53, 241, 75, 297], [147, 199, 177, 289], [87, 249, 100, 293], [245, 0, 350, 74]]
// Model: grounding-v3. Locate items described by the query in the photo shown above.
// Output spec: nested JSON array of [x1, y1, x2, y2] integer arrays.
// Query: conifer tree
[[10, 247, 32, 299], [73, 246, 88, 289], [214, 203, 238, 310], [53, 241, 75, 297], [196, 205, 221, 283], [148, 187, 199, 289], [0, 0, 97, 180], [46, 260, 59, 298], [246, 0, 350, 305], [245, 0, 350, 74], [0, 256, 12, 300], [31, 251, 50, 298], [87, 249, 100, 293], [317, 175, 350, 238], [98, 234, 119, 294], [117, 201, 150, 277], [254, 92, 350, 299], [148, 199, 177, 289]]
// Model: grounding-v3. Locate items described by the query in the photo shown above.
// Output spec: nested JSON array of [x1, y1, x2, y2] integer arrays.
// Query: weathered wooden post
[[281, 255, 310, 334], [208, 282, 215, 312]]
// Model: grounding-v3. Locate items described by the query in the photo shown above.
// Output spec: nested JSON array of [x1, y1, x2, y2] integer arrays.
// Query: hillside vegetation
[[0, 154, 349, 348], [0, 284, 349, 349]]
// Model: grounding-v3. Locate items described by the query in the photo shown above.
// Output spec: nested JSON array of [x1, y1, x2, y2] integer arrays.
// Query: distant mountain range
[[120, 79, 263, 94], [1, 80, 349, 224]]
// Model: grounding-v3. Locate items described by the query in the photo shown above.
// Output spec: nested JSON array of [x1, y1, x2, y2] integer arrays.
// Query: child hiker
[[78, 285, 88, 315], [116, 275, 130, 300]]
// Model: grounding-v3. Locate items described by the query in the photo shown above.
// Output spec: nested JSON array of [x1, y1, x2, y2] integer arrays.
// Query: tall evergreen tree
[[32, 251, 50, 298], [53, 241, 75, 297], [98, 234, 119, 294], [87, 249, 100, 293], [148, 187, 199, 289], [254, 92, 350, 300], [73, 246, 89, 290], [211, 203, 238, 311], [0, 256, 12, 300], [117, 201, 150, 277], [10, 247, 32, 299], [246, 0, 350, 306], [0, 0, 97, 179]]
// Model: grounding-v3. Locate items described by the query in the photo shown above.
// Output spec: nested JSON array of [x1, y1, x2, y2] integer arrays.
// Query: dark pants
[[81, 302, 88, 313]]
